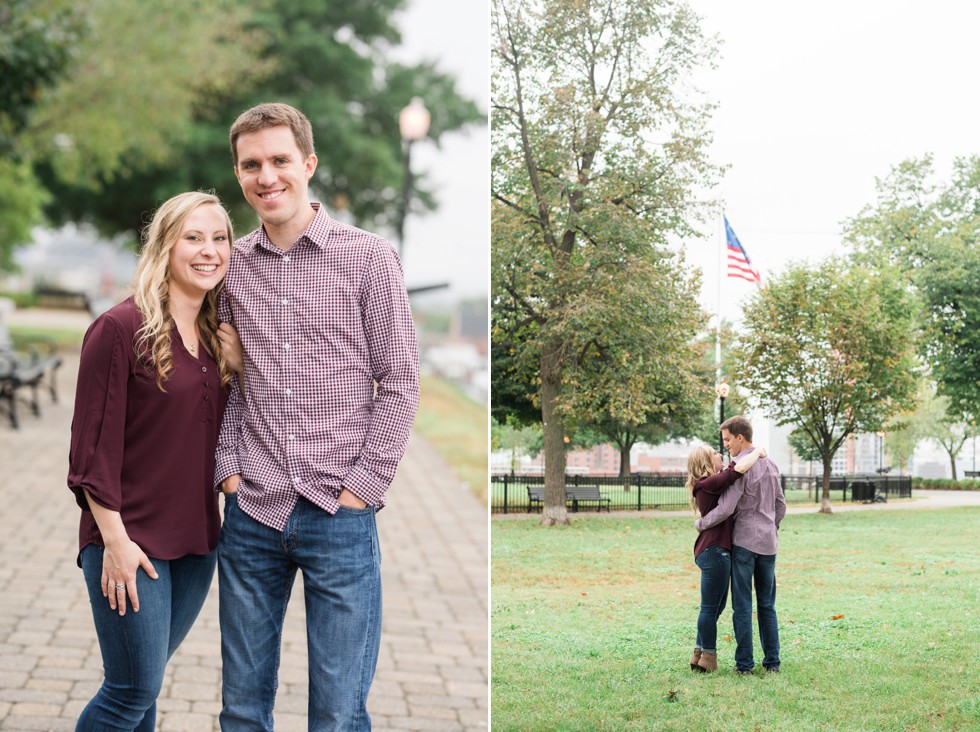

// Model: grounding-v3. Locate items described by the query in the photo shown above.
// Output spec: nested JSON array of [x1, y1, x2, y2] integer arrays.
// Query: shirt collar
[[732, 446, 752, 460], [238, 202, 334, 254]]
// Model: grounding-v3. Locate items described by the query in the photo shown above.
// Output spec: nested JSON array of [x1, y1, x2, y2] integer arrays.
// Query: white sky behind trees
[[673, 1, 979, 467], [393, 0, 489, 302], [682, 0, 980, 321]]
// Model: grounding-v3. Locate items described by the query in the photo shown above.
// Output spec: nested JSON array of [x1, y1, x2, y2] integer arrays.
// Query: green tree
[[492, 0, 720, 525], [906, 383, 979, 481], [880, 381, 930, 477], [33, 0, 483, 242], [733, 258, 920, 513], [574, 317, 713, 479], [846, 156, 980, 423], [0, 160, 50, 271], [0, 0, 83, 269], [0, 0, 82, 155], [787, 427, 823, 464], [491, 417, 543, 473]]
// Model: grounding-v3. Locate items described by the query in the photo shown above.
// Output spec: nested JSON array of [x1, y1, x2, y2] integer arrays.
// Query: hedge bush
[[911, 477, 980, 491]]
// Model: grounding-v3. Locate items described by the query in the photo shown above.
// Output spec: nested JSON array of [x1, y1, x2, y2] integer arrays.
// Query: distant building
[[419, 297, 488, 404], [4, 225, 137, 314]]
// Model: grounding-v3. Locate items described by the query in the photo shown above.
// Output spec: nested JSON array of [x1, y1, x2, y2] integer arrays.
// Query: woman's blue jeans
[[77, 544, 216, 731], [694, 545, 731, 654], [217, 494, 382, 732]]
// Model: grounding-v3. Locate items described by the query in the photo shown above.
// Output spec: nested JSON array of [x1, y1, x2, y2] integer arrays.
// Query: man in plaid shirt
[[214, 103, 420, 731]]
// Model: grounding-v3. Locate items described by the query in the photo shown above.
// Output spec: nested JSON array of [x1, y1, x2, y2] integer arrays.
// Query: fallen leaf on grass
[[723, 634, 732, 642], [831, 614, 845, 620]]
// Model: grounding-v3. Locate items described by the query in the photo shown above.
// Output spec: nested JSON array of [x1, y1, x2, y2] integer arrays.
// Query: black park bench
[[565, 485, 611, 512], [527, 487, 544, 512], [0, 319, 62, 429]]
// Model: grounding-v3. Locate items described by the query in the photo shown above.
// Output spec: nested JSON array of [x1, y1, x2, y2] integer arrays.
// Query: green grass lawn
[[413, 374, 488, 504], [8, 323, 86, 349], [491, 508, 980, 731]]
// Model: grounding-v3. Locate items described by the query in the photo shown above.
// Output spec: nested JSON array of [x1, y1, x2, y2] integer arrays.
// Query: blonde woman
[[68, 191, 239, 730], [685, 443, 766, 672]]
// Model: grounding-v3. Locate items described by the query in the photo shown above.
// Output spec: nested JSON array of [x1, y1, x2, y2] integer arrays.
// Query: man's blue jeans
[[218, 494, 382, 731], [731, 545, 780, 672], [77, 545, 216, 731], [694, 545, 731, 654]]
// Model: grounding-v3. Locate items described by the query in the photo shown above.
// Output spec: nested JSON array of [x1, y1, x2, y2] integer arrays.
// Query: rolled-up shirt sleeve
[[343, 242, 421, 505], [67, 316, 129, 512]]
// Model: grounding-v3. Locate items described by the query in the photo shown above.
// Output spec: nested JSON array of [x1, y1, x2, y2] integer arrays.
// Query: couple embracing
[[67, 103, 420, 730], [685, 415, 786, 675]]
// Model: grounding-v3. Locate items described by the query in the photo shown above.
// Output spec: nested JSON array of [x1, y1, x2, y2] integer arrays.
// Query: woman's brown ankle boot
[[696, 651, 718, 672]]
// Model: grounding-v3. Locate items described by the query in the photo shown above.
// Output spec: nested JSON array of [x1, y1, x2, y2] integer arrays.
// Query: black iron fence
[[780, 474, 912, 503], [490, 472, 913, 514]]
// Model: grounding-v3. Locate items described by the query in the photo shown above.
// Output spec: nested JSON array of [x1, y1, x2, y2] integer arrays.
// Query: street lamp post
[[715, 381, 730, 455], [395, 97, 431, 261], [876, 431, 885, 474]]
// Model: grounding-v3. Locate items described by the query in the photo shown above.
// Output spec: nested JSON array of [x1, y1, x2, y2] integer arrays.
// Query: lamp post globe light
[[716, 381, 730, 455], [395, 97, 431, 261]]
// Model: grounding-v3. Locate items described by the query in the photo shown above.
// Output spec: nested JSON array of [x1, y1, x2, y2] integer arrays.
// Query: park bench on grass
[[565, 485, 611, 512], [0, 318, 62, 429], [527, 487, 544, 512]]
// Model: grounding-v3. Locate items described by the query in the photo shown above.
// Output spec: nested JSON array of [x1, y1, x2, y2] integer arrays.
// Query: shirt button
[[292, 476, 300, 484], [281, 298, 288, 306], [204, 393, 210, 401], [285, 388, 292, 396], [283, 255, 291, 263], [202, 366, 207, 372], [288, 434, 295, 441], [283, 343, 291, 351], [205, 381, 210, 387]]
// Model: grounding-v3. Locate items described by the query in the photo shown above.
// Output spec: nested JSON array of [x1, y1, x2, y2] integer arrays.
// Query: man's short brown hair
[[720, 415, 753, 442], [229, 103, 315, 167]]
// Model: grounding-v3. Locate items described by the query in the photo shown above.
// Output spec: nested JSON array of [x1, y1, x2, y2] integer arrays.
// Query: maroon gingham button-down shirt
[[214, 203, 420, 531]]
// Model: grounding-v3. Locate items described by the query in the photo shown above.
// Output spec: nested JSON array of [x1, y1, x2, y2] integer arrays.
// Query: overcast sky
[[683, 0, 979, 320], [392, 0, 489, 302]]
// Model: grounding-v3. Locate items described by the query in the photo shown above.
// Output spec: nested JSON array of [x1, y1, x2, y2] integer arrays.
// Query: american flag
[[724, 215, 761, 284]]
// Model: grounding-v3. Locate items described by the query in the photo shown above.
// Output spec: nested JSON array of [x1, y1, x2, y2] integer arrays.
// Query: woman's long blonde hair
[[685, 445, 718, 513], [132, 191, 235, 391]]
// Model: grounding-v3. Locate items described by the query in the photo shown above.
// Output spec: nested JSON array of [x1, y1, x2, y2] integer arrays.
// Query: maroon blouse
[[692, 463, 743, 559], [67, 298, 227, 561]]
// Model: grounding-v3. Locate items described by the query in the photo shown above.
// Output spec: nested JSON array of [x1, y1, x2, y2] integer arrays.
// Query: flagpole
[[715, 210, 723, 381]]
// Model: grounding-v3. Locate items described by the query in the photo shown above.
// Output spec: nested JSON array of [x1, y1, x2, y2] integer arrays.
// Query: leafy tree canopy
[[492, 0, 721, 523], [25, 0, 483, 248], [845, 155, 980, 421], [0, 0, 84, 267], [733, 257, 921, 512]]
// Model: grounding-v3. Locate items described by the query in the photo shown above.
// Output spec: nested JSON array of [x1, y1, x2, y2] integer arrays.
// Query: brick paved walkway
[[0, 336, 487, 730]]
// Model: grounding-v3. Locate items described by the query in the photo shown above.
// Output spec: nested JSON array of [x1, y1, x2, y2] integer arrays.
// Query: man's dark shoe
[[735, 669, 753, 676], [764, 666, 780, 673]]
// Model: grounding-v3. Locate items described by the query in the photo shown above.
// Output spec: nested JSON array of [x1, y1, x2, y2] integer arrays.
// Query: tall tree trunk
[[540, 343, 568, 526], [819, 452, 834, 514], [619, 443, 630, 479], [948, 449, 958, 481]]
